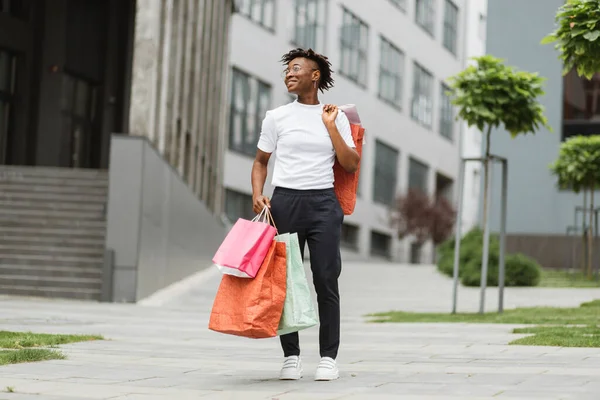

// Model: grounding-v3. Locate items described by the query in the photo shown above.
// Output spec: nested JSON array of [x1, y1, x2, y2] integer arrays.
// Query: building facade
[[223, 0, 471, 262], [0, 0, 234, 301], [486, 0, 600, 269]]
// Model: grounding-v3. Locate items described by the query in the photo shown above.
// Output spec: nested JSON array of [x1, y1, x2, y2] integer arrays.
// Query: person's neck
[[297, 92, 319, 105]]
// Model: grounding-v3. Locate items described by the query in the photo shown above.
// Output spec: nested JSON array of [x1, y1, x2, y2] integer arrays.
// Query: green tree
[[550, 135, 600, 277], [447, 55, 550, 301], [542, 0, 600, 79]]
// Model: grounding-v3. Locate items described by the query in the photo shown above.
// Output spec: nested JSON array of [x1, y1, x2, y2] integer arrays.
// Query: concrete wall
[[226, 0, 470, 263], [128, 0, 234, 214], [485, 0, 600, 236], [105, 135, 227, 302]]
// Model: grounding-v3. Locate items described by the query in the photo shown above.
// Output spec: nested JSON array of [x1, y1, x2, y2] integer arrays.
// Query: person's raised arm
[[252, 149, 272, 214]]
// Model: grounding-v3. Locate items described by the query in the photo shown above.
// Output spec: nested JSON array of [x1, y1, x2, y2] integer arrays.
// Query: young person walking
[[251, 48, 360, 381]]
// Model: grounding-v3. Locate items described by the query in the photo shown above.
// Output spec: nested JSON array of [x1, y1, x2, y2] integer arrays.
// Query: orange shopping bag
[[334, 104, 365, 215], [208, 241, 287, 339]]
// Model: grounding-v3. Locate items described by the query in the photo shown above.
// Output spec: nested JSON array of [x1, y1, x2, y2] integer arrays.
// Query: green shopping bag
[[275, 233, 319, 336]]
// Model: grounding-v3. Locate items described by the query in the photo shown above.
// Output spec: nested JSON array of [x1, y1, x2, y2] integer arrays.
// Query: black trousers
[[270, 186, 343, 360]]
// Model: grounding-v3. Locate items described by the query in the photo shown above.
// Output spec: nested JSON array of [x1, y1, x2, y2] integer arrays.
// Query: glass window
[[370, 231, 392, 258], [61, 73, 97, 168], [411, 62, 434, 128], [439, 83, 453, 140], [562, 68, 600, 140], [229, 67, 272, 157], [416, 0, 435, 36], [293, 0, 327, 51], [225, 189, 255, 222], [340, 8, 369, 86], [378, 36, 404, 108], [341, 223, 360, 250], [443, 0, 459, 55], [237, 0, 275, 31], [408, 157, 429, 194], [373, 139, 399, 206]]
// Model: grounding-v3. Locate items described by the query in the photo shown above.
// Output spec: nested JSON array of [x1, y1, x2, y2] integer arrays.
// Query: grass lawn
[[539, 269, 600, 288], [0, 331, 103, 366], [368, 300, 600, 348]]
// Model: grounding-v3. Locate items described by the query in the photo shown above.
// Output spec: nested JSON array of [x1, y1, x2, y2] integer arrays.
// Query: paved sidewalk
[[1, 262, 600, 399]]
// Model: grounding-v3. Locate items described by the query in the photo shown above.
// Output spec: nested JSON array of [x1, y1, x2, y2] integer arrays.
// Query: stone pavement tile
[[0, 394, 82, 400]]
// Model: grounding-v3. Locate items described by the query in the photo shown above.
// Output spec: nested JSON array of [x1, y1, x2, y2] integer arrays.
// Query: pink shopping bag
[[212, 207, 277, 278]]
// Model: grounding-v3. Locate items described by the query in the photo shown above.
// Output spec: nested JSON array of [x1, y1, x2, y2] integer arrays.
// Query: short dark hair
[[280, 48, 334, 92]]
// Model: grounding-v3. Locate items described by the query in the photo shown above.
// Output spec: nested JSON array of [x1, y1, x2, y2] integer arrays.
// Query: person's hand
[[253, 194, 271, 214], [322, 104, 338, 126]]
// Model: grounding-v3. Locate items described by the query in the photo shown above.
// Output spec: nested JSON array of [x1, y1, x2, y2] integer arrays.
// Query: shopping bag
[[334, 104, 365, 216], [209, 240, 287, 339], [276, 233, 318, 336], [213, 207, 277, 278]]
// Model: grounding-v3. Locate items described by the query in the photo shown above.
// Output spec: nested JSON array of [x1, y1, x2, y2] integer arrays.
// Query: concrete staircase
[[0, 166, 109, 301]]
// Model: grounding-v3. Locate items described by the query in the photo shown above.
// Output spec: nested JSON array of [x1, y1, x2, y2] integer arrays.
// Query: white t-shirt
[[257, 101, 356, 190]]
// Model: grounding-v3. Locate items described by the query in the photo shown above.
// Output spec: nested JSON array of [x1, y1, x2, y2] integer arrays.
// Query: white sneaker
[[314, 357, 339, 381], [279, 355, 303, 380]]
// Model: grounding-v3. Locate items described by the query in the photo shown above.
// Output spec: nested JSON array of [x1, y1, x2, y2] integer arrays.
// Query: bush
[[436, 228, 541, 287]]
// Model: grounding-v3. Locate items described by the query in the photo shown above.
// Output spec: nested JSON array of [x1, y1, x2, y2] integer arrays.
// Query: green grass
[[539, 269, 600, 288], [0, 349, 65, 366], [368, 300, 600, 348], [0, 331, 103, 366], [0, 331, 103, 350], [511, 326, 600, 347]]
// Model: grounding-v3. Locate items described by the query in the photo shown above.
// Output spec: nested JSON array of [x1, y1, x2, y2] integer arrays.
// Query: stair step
[[0, 275, 102, 290], [0, 226, 105, 239], [0, 166, 108, 180], [0, 200, 104, 212], [0, 176, 109, 188], [0, 234, 105, 248], [0, 254, 103, 268], [0, 285, 101, 301], [0, 244, 104, 257], [0, 191, 107, 204], [0, 183, 108, 196], [0, 264, 102, 279], [0, 215, 106, 229], [0, 207, 105, 221]]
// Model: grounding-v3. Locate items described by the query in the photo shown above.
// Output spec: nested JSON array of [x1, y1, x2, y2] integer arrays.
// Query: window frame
[[415, 0, 435, 36], [292, 0, 328, 52], [372, 139, 399, 206], [388, 0, 407, 12], [408, 156, 430, 194], [443, 0, 459, 55], [378, 35, 405, 110], [370, 230, 392, 258], [411, 62, 434, 129], [236, 0, 276, 32], [224, 189, 255, 223], [439, 82, 453, 141], [228, 67, 272, 157], [339, 7, 369, 87]]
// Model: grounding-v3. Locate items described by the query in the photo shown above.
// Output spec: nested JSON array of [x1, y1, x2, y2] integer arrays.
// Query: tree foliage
[[542, 0, 600, 79], [549, 135, 600, 192], [447, 55, 551, 139], [394, 189, 456, 246]]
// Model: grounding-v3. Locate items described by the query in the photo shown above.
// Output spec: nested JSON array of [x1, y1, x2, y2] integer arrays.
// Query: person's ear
[[312, 70, 321, 83]]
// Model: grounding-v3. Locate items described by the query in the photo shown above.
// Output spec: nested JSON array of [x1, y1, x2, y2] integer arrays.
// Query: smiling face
[[283, 57, 320, 95]]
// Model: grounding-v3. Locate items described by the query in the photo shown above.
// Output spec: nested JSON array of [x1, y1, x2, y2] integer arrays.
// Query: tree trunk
[[588, 188, 595, 279], [481, 126, 492, 232], [583, 190, 588, 274]]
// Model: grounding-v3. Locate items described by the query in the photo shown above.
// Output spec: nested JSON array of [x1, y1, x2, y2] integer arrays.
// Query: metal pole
[[479, 157, 493, 314], [451, 159, 467, 314], [498, 160, 508, 313]]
